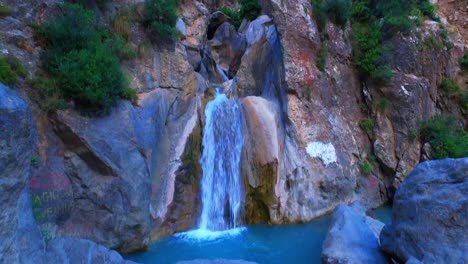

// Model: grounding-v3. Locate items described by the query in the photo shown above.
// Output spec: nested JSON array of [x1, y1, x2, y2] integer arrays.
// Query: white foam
[[174, 227, 247, 242], [306, 142, 337, 166]]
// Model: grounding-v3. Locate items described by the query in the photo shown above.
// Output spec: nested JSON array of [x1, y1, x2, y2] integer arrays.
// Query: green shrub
[[419, 115, 468, 159], [221, 7, 242, 29], [35, 3, 135, 114], [383, 14, 414, 34], [324, 0, 352, 27], [418, 0, 438, 21], [316, 41, 328, 71], [462, 91, 468, 111], [359, 118, 374, 134], [360, 161, 374, 175], [312, 0, 327, 30], [144, 0, 178, 39], [351, 0, 371, 22], [439, 79, 461, 96], [0, 57, 18, 87], [0, 56, 26, 87], [371, 65, 393, 83], [30, 77, 67, 112], [352, 22, 383, 74], [0, 4, 11, 17], [375, 97, 391, 113], [461, 53, 468, 71], [31, 157, 39, 168], [239, 0, 261, 22]]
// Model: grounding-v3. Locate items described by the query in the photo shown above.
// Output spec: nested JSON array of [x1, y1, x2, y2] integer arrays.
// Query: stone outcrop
[[321, 202, 388, 264], [0, 84, 36, 263], [380, 158, 468, 263]]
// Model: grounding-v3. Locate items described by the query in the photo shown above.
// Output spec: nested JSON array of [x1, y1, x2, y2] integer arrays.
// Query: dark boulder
[[380, 158, 468, 263]]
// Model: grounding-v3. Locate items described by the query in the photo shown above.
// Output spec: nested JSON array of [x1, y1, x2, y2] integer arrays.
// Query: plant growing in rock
[[144, 0, 178, 39], [31, 157, 39, 168], [0, 55, 26, 87], [0, 4, 11, 17], [360, 161, 374, 176], [324, 0, 352, 27], [375, 97, 391, 113], [461, 53, 468, 72], [34, 3, 136, 115], [439, 79, 462, 97], [359, 118, 374, 135], [221, 7, 242, 29], [239, 0, 261, 22], [419, 115, 468, 159]]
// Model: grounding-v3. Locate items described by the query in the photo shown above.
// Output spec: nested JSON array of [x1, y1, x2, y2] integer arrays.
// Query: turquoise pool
[[125, 205, 392, 264]]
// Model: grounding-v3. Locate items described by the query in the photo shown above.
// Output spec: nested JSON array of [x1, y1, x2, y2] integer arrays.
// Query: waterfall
[[198, 89, 244, 231]]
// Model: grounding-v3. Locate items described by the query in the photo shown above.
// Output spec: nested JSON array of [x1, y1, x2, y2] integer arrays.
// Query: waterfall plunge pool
[[124, 206, 392, 264]]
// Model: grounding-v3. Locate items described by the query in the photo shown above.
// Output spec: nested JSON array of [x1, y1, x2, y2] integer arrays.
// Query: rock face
[[380, 158, 468, 263], [321, 202, 388, 264], [0, 84, 36, 263]]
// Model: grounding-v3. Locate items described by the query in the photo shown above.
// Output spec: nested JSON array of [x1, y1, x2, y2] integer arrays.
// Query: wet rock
[[0, 84, 36, 263], [240, 96, 280, 223], [321, 202, 388, 264], [380, 158, 468, 263]]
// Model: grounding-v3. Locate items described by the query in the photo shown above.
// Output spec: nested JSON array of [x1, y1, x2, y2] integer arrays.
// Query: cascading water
[[198, 89, 244, 231]]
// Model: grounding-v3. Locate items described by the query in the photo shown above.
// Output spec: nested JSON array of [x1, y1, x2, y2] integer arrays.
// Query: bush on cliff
[[325, 0, 352, 27], [461, 53, 468, 72], [220, 0, 261, 29], [0, 55, 26, 87], [419, 115, 468, 159], [239, 0, 261, 22], [34, 3, 135, 114], [144, 0, 178, 39]]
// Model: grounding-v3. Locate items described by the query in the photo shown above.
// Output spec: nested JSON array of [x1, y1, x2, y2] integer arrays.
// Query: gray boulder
[[321, 202, 388, 264], [0, 84, 36, 263], [380, 158, 468, 263]]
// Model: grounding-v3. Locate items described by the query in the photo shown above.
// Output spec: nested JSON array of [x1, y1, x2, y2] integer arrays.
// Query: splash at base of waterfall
[[198, 89, 244, 231], [174, 227, 247, 242]]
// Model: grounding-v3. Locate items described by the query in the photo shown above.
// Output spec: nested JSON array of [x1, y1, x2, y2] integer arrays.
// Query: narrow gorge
[[0, 0, 466, 263]]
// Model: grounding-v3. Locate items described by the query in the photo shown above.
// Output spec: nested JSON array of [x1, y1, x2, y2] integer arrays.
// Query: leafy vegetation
[[31, 157, 39, 168], [0, 4, 11, 17], [375, 97, 391, 113], [34, 3, 136, 114], [221, 7, 242, 29], [240, 0, 261, 22], [461, 53, 468, 72], [360, 161, 374, 175], [312, 0, 352, 29], [439, 79, 462, 97], [419, 115, 468, 159], [220, 0, 261, 29], [0, 55, 26, 87], [316, 41, 328, 71], [359, 118, 374, 135], [144, 0, 178, 39]]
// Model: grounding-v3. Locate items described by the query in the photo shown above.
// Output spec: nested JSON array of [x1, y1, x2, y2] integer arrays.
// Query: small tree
[[144, 0, 178, 39]]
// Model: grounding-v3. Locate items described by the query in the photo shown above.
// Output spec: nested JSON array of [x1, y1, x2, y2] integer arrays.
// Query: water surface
[[125, 205, 392, 264]]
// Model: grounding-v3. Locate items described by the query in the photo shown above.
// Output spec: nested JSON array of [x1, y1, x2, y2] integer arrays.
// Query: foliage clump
[[144, 0, 178, 39], [360, 161, 374, 175], [461, 53, 468, 72], [419, 115, 468, 159], [0, 55, 26, 87], [220, 0, 261, 29], [34, 3, 136, 115], [359, 118, 374, 135], [0, 4, 11, 17]]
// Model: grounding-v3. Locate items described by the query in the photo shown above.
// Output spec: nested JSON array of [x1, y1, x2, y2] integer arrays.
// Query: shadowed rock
[[321, 202, 388, 264], [380, 158, 468, 263]]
